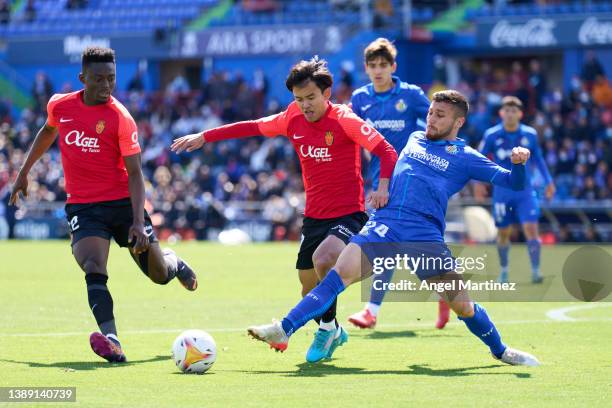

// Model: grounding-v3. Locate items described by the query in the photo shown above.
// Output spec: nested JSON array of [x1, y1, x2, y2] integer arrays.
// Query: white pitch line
[[545, 303, 612, 322], [1, 317, 611, 338]]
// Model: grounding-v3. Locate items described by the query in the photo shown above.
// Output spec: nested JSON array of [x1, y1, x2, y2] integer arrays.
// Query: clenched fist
[[510, 146, 530, 165]]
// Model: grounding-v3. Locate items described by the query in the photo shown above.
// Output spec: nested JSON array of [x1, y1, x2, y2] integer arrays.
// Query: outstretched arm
[[170, 121, 261, 153], [171, 109, 290, 153], [468, 147, 530, 191], [9, 122, 58, 205]]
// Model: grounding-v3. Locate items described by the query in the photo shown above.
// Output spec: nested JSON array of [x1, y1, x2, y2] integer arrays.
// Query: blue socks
[[497, 244, 509, 282], [527, 239, 541, 279], [281, 269, 346, 336], [459, 303, 506, 358], [370, 268, 394, 307], [498, 240, 541, 281]]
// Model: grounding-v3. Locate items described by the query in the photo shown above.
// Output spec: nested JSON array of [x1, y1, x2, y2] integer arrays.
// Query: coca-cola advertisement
[[478, 15, 612, 48], [579, 17, 612, 46]]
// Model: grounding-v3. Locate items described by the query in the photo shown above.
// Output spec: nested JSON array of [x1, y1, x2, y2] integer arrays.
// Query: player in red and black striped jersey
[[172, 57, 398, 362], [10, 47, 198, 363]]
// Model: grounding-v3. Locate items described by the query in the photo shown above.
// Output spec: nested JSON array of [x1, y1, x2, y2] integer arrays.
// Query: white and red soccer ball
[[172, 329, 217, 374]]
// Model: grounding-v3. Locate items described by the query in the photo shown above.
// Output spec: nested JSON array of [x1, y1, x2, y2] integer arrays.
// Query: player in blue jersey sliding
[[247, 90, 540, 366], [347, 37, 451, 330], [478, 96, 555, 284]]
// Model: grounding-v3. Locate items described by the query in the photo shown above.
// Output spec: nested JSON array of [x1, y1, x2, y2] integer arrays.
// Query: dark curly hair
[[82, 46, 115, 70]]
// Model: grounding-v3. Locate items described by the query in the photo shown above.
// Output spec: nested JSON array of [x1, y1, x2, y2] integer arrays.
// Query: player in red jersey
[[172, 57, 398, 362], [9, 47, 198, 363]]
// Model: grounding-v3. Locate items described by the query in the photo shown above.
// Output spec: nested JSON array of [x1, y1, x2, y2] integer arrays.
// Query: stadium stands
[[208, 1, 434, 28], [0, 0, 438, 37], [3, 1, 610, 38], [467, 1, 612, 20], [0, 0, 216, 37], [1, 52, 610, 242], [0, 0, 610, 242]]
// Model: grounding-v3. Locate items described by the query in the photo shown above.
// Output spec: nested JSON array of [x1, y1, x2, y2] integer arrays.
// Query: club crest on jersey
[[395, 99, 407, 112], [325, 131, 334, 146], [446, 145, 458, 154], [95, 120, 105, 134]]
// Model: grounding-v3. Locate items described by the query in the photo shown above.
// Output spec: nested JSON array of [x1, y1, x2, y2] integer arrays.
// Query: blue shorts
[[350, 217, 454, 280], [492, 190, 540, 228]]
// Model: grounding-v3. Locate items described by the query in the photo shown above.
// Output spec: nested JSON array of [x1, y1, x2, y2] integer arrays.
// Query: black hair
[[285, 56, 333, 93], [82, 46, 115, 70]]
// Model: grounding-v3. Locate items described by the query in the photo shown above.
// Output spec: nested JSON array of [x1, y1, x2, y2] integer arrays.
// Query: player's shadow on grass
[[0, 355, 169, 371], [239, 362, 530, 379], [357, 330, 461, 340], [406, 364, 531, 379], [362, 330, 417, 340], [233, 362, 409, 377]]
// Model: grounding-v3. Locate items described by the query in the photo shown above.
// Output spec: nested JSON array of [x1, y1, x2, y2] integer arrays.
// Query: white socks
[[367, 302, 381, 317]]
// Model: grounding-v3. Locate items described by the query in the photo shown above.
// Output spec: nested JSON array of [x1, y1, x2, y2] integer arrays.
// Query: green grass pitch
[[0, 242, 610, 407]]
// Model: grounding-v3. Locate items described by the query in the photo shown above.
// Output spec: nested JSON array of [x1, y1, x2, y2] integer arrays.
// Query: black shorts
[[296, 211, 368, 270], [65, 198, 157, 247]]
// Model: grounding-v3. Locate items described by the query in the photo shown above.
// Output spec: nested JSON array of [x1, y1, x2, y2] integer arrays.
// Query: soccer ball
[[172, 330, 217, 374]]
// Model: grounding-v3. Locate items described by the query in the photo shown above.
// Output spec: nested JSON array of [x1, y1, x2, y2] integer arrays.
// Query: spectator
[[242, 0, 278, 12], [507, 61, 528, 107], [557, 225, 577, 243], [127, 71, 145, 93], [0, 0, 10, 25], [583, 225, 603, 242], [252, 69, 268, 117], [24, 0, 35, 23], [528, 59, 547, 112], [31, 71, 54, 114], [592, 75, 612, 108], [330, 0, 360, 11], [580, 51, 605, 90], [373, 0, 393, 29], [166, 74, 190, 95], [66, 0, 88, 9]]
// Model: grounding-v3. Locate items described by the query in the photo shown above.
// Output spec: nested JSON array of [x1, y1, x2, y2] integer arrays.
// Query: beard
[[425, 124, 454, 141]]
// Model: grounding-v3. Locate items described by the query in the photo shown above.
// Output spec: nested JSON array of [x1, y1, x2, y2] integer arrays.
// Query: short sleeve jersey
[[47, 90, 141, 204], [256, 101, 385, 219]]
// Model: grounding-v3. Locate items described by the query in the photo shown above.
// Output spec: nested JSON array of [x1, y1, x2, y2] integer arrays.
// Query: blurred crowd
[[0, 69, 308, 241], [433, 52, 612, 201], [0, 54, 611, 241]]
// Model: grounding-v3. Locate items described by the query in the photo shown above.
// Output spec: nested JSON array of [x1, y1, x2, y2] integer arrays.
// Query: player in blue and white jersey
[[350, 38, 430, 190], [348, 38, 450, 330], [479, 96, 555, 284], [248, 90, 540, 367]]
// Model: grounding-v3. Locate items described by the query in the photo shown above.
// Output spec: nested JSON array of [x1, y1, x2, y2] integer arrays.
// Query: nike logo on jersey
[[293, 134, 305, 139], [60, 118, 73, 123], [361, 104, 372, 112], [496, 138, 504, 146]]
